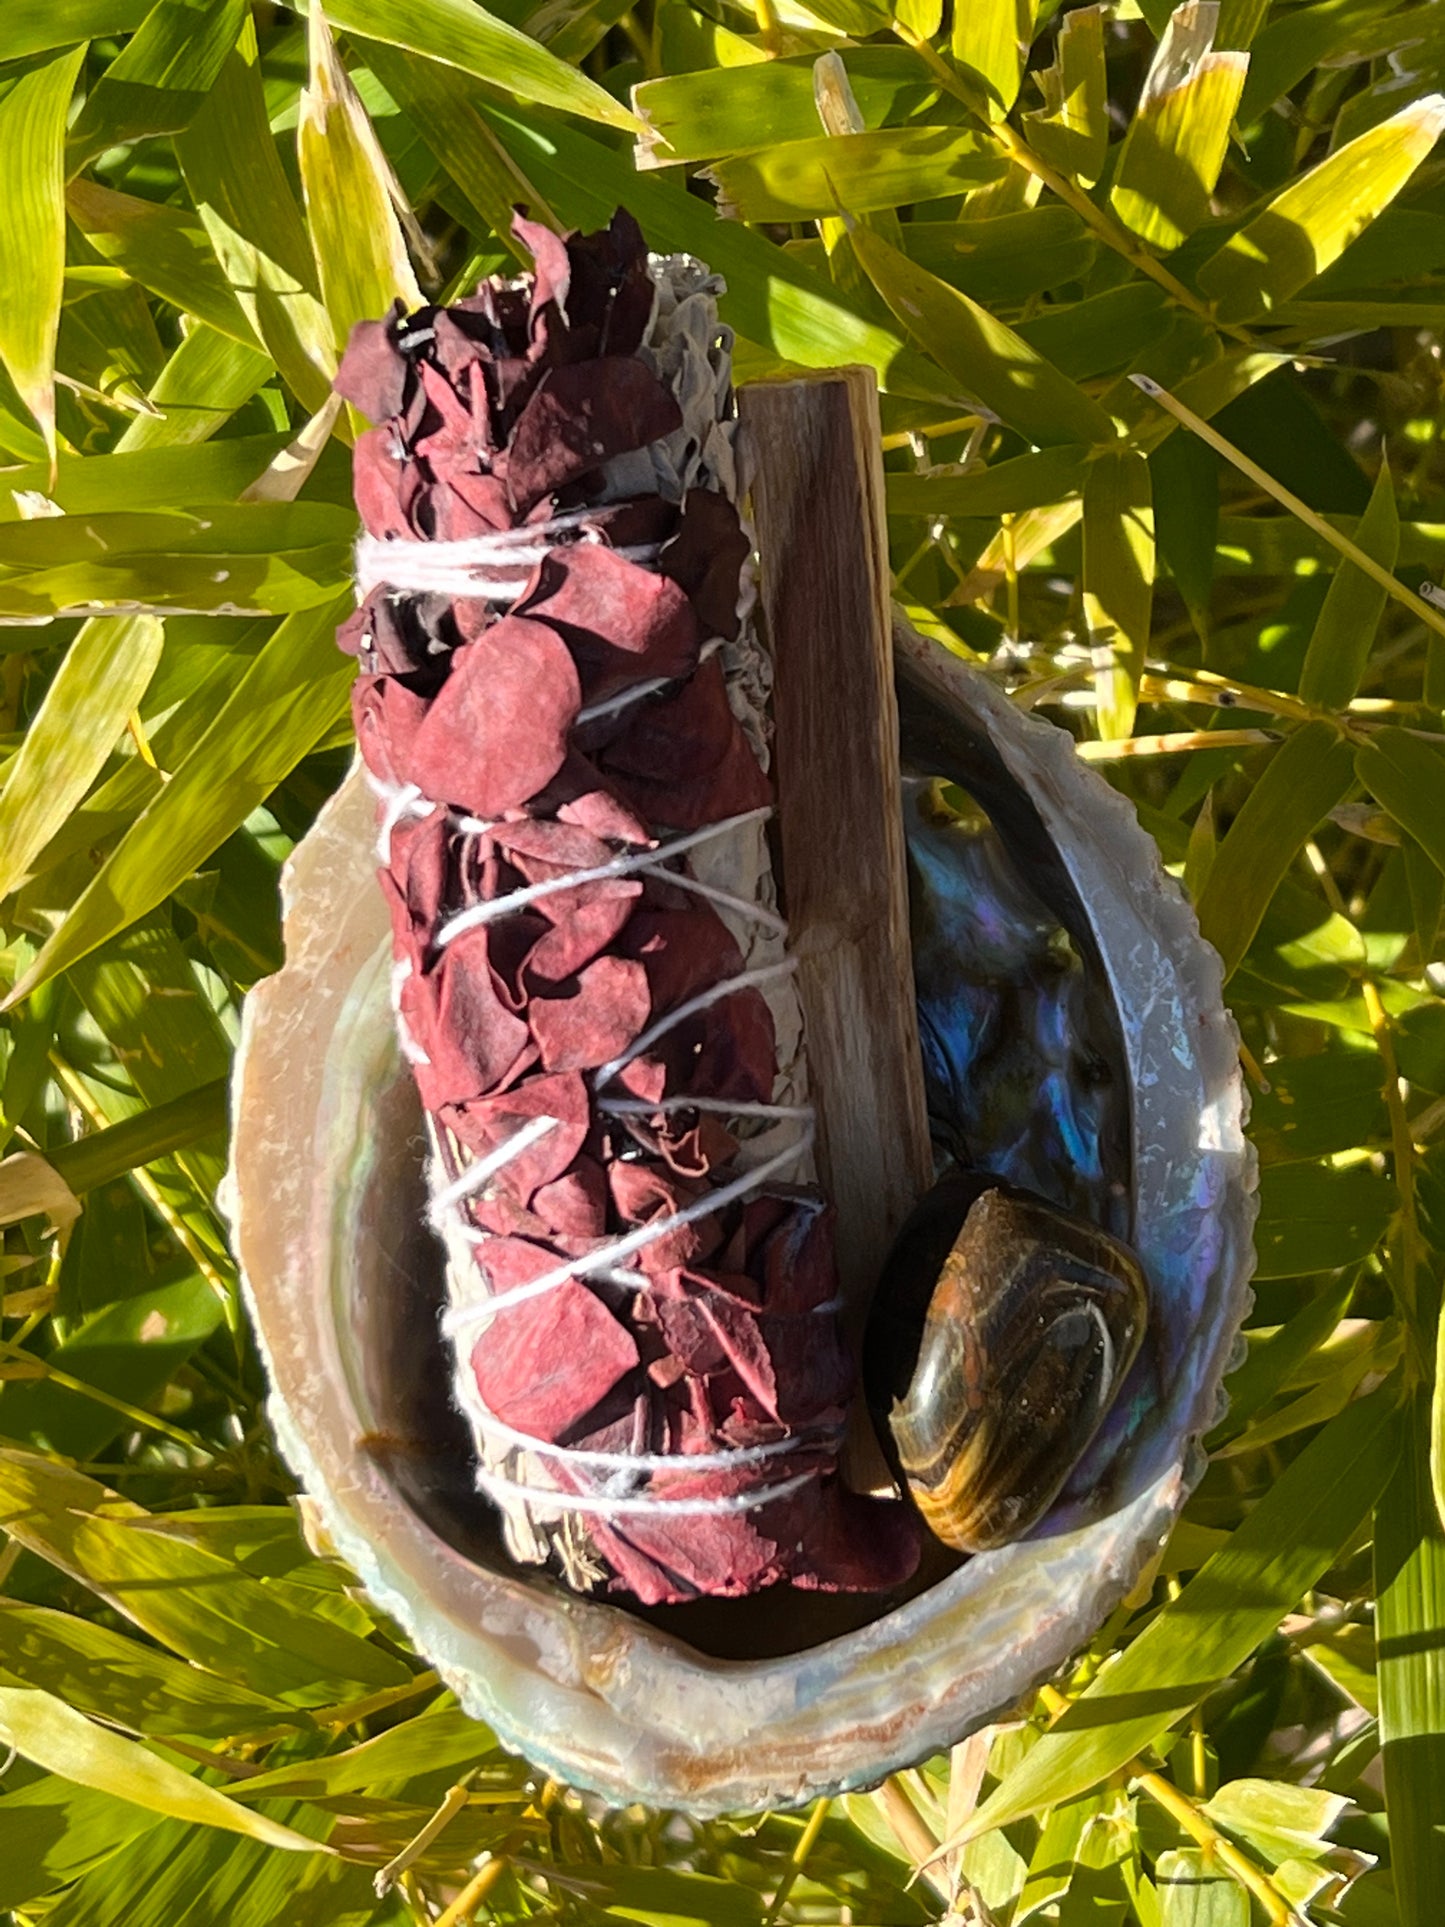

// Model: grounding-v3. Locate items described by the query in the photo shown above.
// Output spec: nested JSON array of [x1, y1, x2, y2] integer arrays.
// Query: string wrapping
[[335, 210, 919, 1602]]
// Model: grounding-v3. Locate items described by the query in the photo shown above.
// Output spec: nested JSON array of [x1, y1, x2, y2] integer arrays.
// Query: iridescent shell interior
[[228, 616, 1256, 1815]]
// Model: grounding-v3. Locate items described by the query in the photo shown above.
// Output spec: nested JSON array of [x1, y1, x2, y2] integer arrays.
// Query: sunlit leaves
[[1110, 3, 1249, 251], [1023, 3, 1108, 184], [174, 14, 336, 412], [298, 5, 420, 354], [9, 594, 353, 1003], [632, 47, 944, 168], [1198, 91, 1445, 319], [0, 3, 1442, 1920], [1194, 723, 1357, 978], [709, 126, 1002, 222], [66, 0, 246, 174], [0, 44, 88, 464], [951, 0, 1036, 118], [852, 226, 1118, 445], [314, 0, 640, 130], [0, 614, 163, 899], [0, 1687, 323, 1850], [1083, 448, 1153, 740]]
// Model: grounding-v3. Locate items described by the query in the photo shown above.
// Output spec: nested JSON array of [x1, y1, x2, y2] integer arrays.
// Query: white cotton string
[[356, 525, 663, 602], [426, 1113, 559, 1228], [464, 1410, 843, 1473], [440, 1119, 815, 1335], [470, 1462, 820, 1518], [591, 957, 797, 1091], [574, 638, 725, 726], [434, 807, 773, 948], [366, 774, 437, 866]]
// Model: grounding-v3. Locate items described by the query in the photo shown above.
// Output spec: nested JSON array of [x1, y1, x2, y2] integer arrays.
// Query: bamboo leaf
[[1198, 92, 1445, 321], [1378, 1390, 1445, 1926], [1149, 427, 1218, 637], [66, 180, 262, 349], [47, 1079, 229, 1194], [174, 16, 336, 412], [851, 226, 1119, 444], [1156, 1849, 1248, 1926], [1299, 457, 1399, 708], [951, 0, 1036, 118], [0, 1776, 160, 1915], [887, 444, 1093, 519], [298, 5, 421, 353], [66, 0, 246, 174], [1110, 3, 1249, 251], [6, 0, 150, 57], [0, 44, 88, 465], [0, 1451, 410, 1702], [1083, 447, 1154, 740], [1356, 729, 1445, 884], [707, 126, 1003, 223], [946, 1383, 1401, 1846], [7, 593, 354, 1004], [0, 1151, 82, 1232], [886, 208, 1096, 307], [115, 322, 275, 452], [232, 1707, 501, 1799], [0, 614, 163, 901], [1194, 722, 1357, 979], [312, 0, 638, 130], [0, 1687, 323, 1852], [1023, 3, 1108, 185], [631, 47, 943, 168]]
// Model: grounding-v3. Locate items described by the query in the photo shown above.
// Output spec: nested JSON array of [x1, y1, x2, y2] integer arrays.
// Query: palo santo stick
[[740, 368, 934, 1323]]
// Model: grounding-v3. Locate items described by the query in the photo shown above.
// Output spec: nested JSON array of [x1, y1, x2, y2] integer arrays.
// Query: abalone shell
[[226, 613, 1256, 1813]]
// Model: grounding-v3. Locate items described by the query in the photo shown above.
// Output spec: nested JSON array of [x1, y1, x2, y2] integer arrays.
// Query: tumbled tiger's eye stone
[[865, 1171, 1148, 1553]]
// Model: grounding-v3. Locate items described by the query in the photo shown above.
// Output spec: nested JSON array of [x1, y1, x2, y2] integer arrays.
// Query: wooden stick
[[739, 368, 934, 1322]]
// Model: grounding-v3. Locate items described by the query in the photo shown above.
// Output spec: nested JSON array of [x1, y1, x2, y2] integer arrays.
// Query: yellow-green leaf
[[65, 179, 262, 348], [359, 38, 556, 259], [0, 614, 163, 901], [115, 321, 274, 452], [852, 225, 1118, 445], [1299, 456, 1399, 709], [632, 48, 940, 169], [1083, 447, 1154, 740], [1023, 2, 1108, 186], [708, 126, 1003, 223], [1110, 3, 1248, 250], [0, 44, 88, 464], [887, 443, 1093, 518], [1379, 1391, 1445, 1923], [1198, 92, 1445, 321], [0, 1687, 321, 1852], [1356, 729, 1445, 885], [174, 15, 336, 412], [314, 0, 639, 131], [952, 0, 1036, 118], [298, 4, 421, 353], [65, 0, 245, 175], [8, 594, 354, 1004], [1194, 721, 1357, 978]]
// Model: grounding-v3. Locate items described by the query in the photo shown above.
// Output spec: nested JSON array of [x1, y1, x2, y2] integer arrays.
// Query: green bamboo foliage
[[0, 2, 1442, 1922]]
